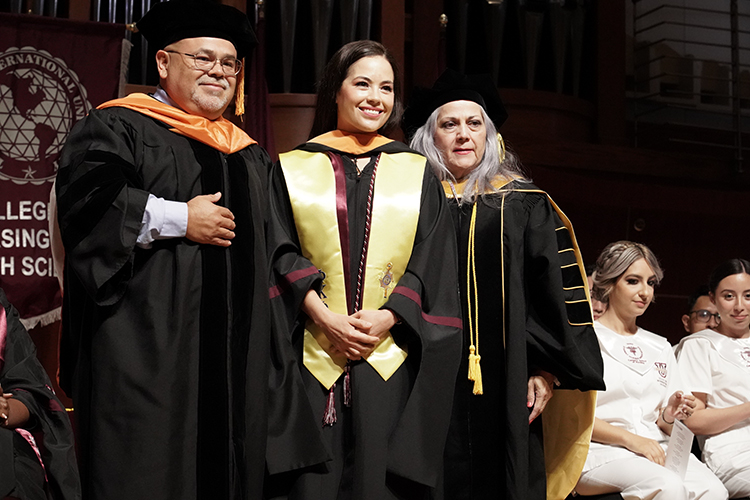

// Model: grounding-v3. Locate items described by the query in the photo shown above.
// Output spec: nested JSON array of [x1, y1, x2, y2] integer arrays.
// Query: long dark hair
[[708, 258, 750, 294], [309, 40, 403, 139]]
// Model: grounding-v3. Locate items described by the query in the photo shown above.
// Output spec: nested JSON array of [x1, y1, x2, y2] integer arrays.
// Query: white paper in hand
[[665, 420, 694, 479]]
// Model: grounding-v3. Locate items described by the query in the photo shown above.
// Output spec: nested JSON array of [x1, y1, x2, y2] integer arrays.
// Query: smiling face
[[711, 272, 750, 338], [434, 100, 487, 180], [335, 55, 394, 134], [156, 37, 237, 120], [607, 258, 657, 321]]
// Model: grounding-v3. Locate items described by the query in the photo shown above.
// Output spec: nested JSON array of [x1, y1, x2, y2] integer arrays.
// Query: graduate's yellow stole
[[279, 149, 425, 389]]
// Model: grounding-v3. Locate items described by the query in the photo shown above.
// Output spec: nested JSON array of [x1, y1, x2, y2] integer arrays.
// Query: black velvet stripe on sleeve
[[566, 301, 595, 325], [554, 220, 592, 325], [560, 264, 585, 290], [57, 150, 143, 210], [57, 151, 144, 250], [193, 142, 230, 499], [555, 224, 574, 250]]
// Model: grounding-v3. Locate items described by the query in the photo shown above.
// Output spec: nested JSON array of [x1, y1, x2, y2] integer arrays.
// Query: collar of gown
[[442, 174, 515, 198], [307, 130, 393, 155], [97, 92, 256, 154]]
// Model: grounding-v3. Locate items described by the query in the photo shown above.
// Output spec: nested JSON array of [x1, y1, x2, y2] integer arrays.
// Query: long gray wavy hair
[[409, 105, 526, 204]]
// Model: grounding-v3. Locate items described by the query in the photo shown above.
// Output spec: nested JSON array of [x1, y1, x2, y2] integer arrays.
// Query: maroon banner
[[0, 13, 125, 326]]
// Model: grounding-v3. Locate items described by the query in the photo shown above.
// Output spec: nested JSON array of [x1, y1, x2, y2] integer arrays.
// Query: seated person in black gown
[[0, 287, 80, 500]]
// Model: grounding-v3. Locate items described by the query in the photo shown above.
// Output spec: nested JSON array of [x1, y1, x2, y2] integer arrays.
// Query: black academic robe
[[265, 139, 463, 500], [441, 181, 605, 500], [0, 288, 81, 500], [55, 107, 271, 500]]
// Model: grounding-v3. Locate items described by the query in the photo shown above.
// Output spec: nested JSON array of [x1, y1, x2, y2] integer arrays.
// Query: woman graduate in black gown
[[405, 69, 606, 500], [264, 41, 463, 500]]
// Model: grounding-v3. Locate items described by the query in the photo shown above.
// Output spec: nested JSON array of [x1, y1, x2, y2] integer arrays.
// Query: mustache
[[197, 77, 228, 89]]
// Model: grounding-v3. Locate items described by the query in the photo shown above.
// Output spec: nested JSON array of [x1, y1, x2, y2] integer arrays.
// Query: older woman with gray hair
[[577, 241, 727, 499], [404, 69, 605, 500]]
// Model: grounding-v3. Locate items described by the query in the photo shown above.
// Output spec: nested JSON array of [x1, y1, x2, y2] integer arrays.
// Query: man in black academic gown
[[55, 1, 271, 499]]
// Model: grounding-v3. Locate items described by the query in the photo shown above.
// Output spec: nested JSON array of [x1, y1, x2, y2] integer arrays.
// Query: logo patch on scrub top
[[739, 347, 750, 366], [654, 361, 668, 387], [623, 343, 647, 365], [654, 362, 667, 378]]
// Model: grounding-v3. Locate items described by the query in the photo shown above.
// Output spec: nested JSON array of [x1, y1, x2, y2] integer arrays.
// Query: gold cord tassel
[[234, 58, 245, 117], [471, 354, 483, 395], [466, 201, 483, 395], [467, 345, 483, 394], [468, 345, 478, 380]]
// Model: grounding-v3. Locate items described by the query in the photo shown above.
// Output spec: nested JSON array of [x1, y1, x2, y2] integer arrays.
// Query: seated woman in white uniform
[[676, 259, 750, 499], [576, 241, 727, 500]]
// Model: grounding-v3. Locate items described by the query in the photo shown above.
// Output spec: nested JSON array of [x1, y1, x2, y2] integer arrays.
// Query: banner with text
[[0, 13, 125, 327]]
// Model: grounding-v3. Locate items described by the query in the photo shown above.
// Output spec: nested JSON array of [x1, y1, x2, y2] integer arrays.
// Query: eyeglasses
[[690, 309, 721, 323], [164, 50, 242, 76]]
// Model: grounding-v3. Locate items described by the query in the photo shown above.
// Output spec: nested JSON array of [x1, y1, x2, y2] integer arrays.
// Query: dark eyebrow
[[352, 76, 393, 85], [623, 273, 654, 280]]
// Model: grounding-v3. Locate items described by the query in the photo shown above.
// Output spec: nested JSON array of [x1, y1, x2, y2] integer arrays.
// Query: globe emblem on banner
[[0, 46, 91, 185]]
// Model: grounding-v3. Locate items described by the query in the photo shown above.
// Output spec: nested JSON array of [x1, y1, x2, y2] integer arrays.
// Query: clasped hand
[[318, 309, 398, 361], [664, 390, 697, 422]]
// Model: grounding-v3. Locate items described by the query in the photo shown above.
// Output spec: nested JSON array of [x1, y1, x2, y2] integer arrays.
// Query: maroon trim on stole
[[392, 285, 463, 329], [328, 153, 353, 314], [269, 265, 321, 299]]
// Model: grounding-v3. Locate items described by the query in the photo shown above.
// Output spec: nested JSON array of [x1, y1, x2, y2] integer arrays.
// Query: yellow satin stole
[[279, 149, 425, 389]]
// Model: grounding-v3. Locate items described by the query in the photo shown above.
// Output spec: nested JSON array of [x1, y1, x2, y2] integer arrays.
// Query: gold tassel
[[468, 345, 478, 381], [466, 201, 483, 395], [234, 58, 245, 117], [472, 354, 483, 395]]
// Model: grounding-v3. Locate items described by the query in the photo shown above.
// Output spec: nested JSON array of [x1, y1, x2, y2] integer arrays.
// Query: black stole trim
[[194, 142, 230, 499]]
